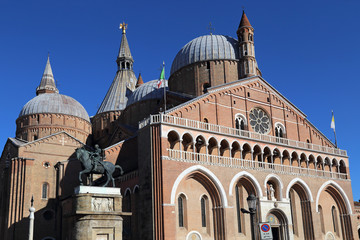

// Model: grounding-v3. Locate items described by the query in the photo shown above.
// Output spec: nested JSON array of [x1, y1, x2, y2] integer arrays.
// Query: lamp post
[[241, 193, 257, 240]]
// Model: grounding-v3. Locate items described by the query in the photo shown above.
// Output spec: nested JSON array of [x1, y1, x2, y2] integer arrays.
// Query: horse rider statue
[[89, 144, 104, 171], [76, 145, 124, 187]]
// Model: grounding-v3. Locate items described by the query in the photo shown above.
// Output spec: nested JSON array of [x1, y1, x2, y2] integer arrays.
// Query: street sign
[[259, 222, 273, 240]]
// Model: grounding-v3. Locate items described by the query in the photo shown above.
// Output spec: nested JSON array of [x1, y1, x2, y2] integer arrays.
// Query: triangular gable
[[0, 138, 22, 163], [20, 131, 86, 147], [166, 76, 335, 148], [15, 131, 88, 161]]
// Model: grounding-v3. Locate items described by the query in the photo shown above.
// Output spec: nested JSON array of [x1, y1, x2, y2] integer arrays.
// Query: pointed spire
[[239, 11, 252, 28], [96, 23, 137, 114], [136, 73, 144, 88], [117, 22, 133, 63], [36, 55, 59, 95]]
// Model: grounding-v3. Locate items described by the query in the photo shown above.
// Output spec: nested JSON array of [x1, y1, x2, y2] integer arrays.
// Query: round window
[[249, 108, 271, 134], [42, 161, 51, 168]]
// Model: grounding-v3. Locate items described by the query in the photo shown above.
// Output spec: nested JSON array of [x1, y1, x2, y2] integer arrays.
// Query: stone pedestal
[[62, 186, 131, 240]]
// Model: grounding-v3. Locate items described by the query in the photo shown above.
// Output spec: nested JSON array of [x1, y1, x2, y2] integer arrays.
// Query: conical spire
[[239, 11, 252, 28], [136, 73, 144, 88], [117, 22, 133, 64], [96, 23, 137, 114], [36, 55, 59, 95]]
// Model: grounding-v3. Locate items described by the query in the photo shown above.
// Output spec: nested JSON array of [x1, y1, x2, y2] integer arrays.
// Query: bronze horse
[[76, 147, 124, 187]]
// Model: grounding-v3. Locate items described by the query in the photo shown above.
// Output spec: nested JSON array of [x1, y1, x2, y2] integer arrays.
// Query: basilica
[[0, 11, 358, 240]]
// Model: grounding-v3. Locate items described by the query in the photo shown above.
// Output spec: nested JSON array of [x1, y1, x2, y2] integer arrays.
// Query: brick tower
[[237, 11, 261, 78]]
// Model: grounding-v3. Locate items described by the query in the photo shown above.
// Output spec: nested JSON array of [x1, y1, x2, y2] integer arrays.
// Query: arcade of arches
[[167, 131, 348, 178], [165, 131, 354, 240]]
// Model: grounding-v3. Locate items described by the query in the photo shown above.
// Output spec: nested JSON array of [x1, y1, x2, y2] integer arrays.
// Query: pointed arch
[[124, 187, 132, 196], [285, 178, 313, 201], [231, 141, 241, 158], [167, 130, 181, 150], [132, 185, 139, 193], [219, 139, 230, 157], [170, 165, 228, 207], [315, 180, 352, 214], [264, 174, 283, 200], [182, 132, 194, 152], [287, 178, 315, 239], [228, 171, 263, 198]]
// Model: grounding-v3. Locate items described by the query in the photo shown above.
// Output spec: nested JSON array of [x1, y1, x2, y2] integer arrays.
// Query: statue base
[[62, 186, 131, 240]]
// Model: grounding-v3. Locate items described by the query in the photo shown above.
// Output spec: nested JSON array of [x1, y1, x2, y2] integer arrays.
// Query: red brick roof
[[239, 11, 252, 28], [136, 73, 144, 87]]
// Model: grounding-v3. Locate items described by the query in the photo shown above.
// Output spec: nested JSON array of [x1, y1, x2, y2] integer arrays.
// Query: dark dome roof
[[19, 93, 90, 121], [170, 35, 239, 75], [127, 79, 168, 106]]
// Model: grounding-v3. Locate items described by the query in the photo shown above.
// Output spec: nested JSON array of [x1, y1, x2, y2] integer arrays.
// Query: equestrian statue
[[76, 144, 124, 187]]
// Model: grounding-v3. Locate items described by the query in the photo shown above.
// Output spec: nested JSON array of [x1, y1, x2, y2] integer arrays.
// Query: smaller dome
[[127, 80, 168, 106], [19, 93, 90, 121], [170, 35, 239, 75]]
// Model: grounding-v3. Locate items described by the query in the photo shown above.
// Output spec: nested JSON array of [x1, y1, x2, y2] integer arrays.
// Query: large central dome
[[170, 35, 239, 75]]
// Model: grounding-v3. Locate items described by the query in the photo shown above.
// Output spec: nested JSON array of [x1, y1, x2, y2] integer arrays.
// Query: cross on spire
[[119, 22, 128, 34], [208, 22, 214, 35]]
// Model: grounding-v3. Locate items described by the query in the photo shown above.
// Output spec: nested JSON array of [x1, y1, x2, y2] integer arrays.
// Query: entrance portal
[[272, 227, 280, 240], [266, 209, 289, 240]]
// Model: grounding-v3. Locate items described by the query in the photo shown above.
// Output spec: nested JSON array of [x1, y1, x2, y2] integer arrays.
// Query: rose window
[[249, 108, 270, 134]]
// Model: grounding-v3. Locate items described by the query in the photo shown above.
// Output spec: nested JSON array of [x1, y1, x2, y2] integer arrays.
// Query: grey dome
[[19, 93, 90, 122], [127, 80, 168, 106], [170, 35, 239, 75]]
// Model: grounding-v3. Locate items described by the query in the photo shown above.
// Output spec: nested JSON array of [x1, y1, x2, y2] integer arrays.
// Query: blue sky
[[1, 0, 360, 200]]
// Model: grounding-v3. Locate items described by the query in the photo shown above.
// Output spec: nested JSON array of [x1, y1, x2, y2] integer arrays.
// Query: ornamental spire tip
[[119, 22, 128, 34]]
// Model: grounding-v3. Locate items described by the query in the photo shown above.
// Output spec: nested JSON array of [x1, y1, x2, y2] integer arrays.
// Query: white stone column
[[28, 196, 35, 240]]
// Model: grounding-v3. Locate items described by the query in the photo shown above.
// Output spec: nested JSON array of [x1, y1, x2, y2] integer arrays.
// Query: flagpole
[[163, 61, 166, 112], [332, 110, 338, 148]]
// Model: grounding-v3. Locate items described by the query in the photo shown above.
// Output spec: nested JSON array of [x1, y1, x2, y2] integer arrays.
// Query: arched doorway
[[266, 209, 289, 240], [233, 174, 261, 239], [317, 182, 353, 240], [288, 181, 314, 239], [174, 168, 226, 240]]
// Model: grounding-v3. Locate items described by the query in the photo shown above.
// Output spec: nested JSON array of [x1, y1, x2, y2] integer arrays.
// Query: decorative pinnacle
[[119, 22, 128, 34], [208, 22, 214, 35], [31, 195, 34, 207]]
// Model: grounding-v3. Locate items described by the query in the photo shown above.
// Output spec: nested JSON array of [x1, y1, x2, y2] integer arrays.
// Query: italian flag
[[157, 62, 165, 88]]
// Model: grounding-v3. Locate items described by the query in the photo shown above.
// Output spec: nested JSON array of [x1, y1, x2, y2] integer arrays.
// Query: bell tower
[[237, 11, 260, 78]]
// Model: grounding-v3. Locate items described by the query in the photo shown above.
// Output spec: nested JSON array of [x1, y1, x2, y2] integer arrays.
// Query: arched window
[[235, 186, 242, 233], [42, 183, 49, 199], [275, 123, 285, 138], [318, 205, 325, 233], [203, 118, 209, 130], [332, 206, 338, 233], [235, 114, 246, 131], [201, 196, 208, 227], [178, 194, 186, 227]]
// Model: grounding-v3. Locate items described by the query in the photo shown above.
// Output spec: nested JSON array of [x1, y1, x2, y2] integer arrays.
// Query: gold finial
[[119, 22, 128, 34]]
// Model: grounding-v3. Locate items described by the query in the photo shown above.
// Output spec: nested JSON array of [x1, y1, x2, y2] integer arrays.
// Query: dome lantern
[[36, 55, 59, 95]]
